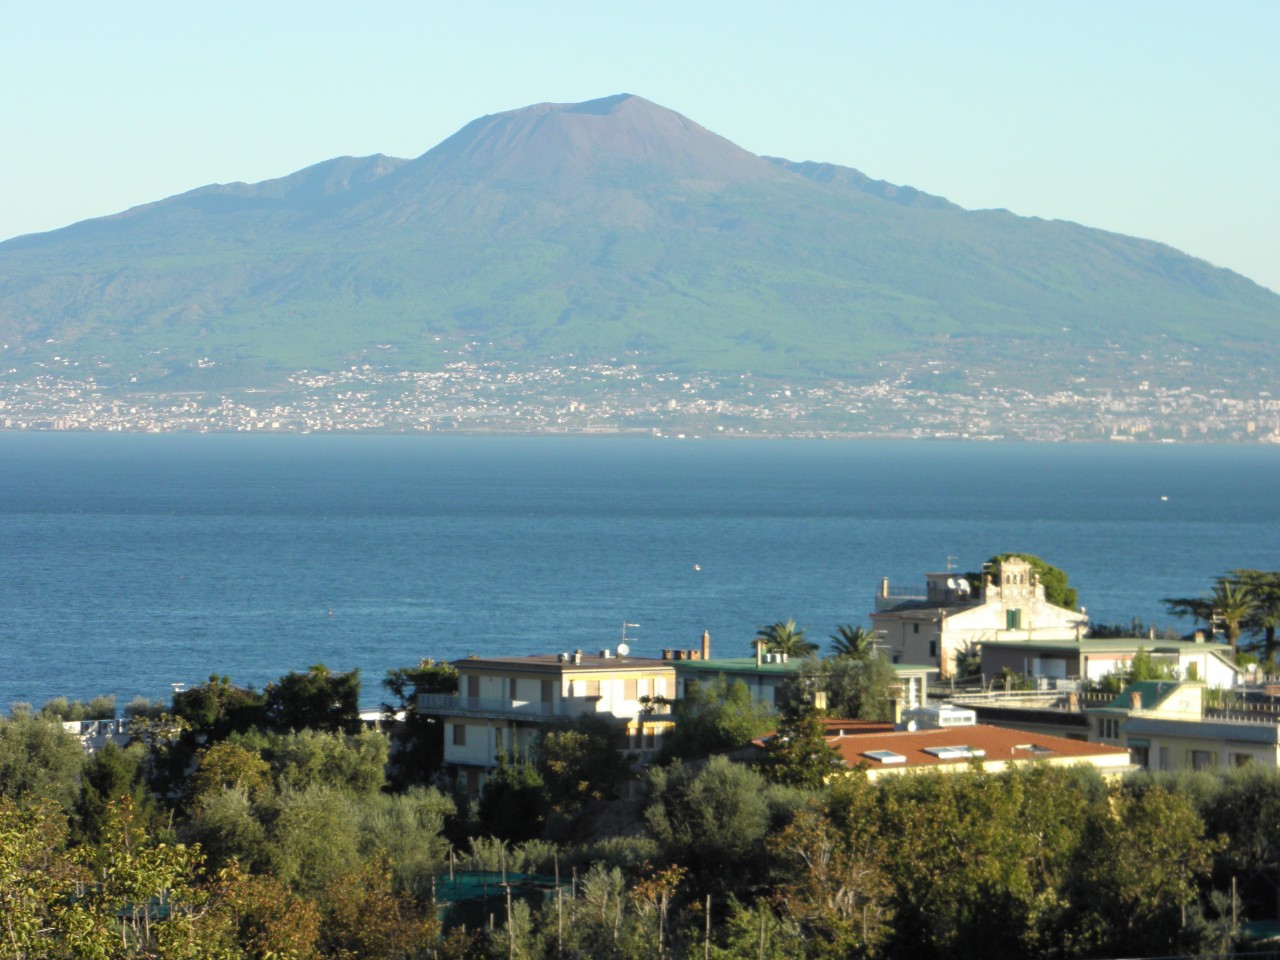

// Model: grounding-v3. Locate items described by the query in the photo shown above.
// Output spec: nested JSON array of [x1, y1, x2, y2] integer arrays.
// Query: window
[[929, 640, 937, 658], [1015, 744, 1055, 756], [652, 678, 665, 698], [624, 679, 639, 700], [912, 623, 920, 635], [1130, 745, 1150, 768], [1099, 718, 1120, 740], [540, 679, 553, 704], [466, 676, 480, 700], [1190, 750, 1215, 771], [862, 750, 906, 764], [452, 724, 466, 747], [923, 745, 985, 760], [1232, 753, 1254, 767], [509, 678, 518, 701], [643, 728, 656, 749], [584, 680, 601, 698], [1005, 608, 1023, 630]]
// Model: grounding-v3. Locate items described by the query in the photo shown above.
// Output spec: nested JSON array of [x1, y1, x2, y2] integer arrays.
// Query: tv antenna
[[621, 622, 639, 646]]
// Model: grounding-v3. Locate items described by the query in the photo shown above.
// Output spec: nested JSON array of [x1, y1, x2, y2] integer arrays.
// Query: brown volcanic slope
[[0, 93, 1275, 388]]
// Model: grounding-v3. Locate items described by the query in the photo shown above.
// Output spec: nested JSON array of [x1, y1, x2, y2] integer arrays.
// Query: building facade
[[754, 706, 1132, 781], [872, 557, 1088, 678], [1088, 681, 1280, 772], [671, 652, 933, 712], [418, 650, 675, 794], [981, 638, 1242, 689]]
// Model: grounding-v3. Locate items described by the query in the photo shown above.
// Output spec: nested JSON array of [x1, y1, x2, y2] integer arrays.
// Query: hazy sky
[[3, 1, 1277, 292]]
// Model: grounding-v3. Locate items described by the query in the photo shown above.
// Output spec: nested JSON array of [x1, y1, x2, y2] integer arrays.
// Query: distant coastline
[[3, 358, 1276, 442]]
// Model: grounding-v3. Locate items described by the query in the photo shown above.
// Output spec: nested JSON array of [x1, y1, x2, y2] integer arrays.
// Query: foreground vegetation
[[2, 655, 1277, 959]]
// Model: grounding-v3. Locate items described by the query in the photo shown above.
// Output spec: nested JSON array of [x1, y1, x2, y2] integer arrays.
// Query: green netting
[[434, 871, 567, 930]]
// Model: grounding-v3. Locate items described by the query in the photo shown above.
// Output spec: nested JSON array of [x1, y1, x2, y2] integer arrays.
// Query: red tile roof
[[823, 723, 1127, 771]]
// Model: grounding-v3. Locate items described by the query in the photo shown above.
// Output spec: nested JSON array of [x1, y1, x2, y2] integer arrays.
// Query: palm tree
[[756, 619, 816, 658], [829, 624, 877, 660], [1212, 577, 1253, 661], [1234, 570, 1280, 668]]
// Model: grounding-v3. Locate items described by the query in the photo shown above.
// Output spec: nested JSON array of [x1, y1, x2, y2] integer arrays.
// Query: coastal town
[[3, 355, 1278, 440], [2, 9, 1276, 955], [12, 557, 1280, 956]]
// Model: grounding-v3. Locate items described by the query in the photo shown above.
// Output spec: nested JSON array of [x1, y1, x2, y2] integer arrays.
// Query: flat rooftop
[[823, 723, 1129, 771], [981, 638, 1219, 654], [453, 653, 672, 673]]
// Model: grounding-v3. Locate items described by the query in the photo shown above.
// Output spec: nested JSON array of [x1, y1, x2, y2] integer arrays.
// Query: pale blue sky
[[3, 1, 1277, 291]]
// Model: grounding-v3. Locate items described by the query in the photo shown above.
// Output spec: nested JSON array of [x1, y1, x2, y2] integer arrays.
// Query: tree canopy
[[658, 675, 774, 761], [1165, 570, 1280, 664], [756, 618, 818, 657], [263, 664, 361, 734]]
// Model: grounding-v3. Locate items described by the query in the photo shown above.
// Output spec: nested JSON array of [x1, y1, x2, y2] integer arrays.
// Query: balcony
[[418, 693, 575, 721], [417, 692, 671, 722]]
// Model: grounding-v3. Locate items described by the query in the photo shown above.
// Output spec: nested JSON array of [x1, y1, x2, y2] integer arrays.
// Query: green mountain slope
[[1, 93, 1275, 387]]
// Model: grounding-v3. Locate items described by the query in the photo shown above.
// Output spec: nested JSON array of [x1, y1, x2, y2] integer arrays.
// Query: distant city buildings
[[1, 356, 1277, 440]]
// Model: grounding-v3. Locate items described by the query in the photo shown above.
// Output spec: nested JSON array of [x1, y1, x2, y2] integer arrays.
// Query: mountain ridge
[[0, 93, 1275, 390]]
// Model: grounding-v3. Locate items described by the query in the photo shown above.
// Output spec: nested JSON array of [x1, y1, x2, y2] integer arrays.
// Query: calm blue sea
[[1, 434, 1277, 711]]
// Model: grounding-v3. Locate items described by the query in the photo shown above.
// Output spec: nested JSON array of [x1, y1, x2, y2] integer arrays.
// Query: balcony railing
[[417, 693, 673, 721], [62, 718, 130, 738], [417, 694, 568, 720]]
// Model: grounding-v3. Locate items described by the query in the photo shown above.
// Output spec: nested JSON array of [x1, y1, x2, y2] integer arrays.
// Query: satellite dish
[[616, 643, 630, 657], [946, 578, 958, 589], [905, 720, 919, 732]]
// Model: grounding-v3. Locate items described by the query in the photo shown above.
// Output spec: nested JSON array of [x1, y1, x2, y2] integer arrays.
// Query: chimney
[[1067, 692, 1080, 712], [880, 577, 889, 599], [701, 630, 711, 661], [662, 649, 673, 660], [755, 640, 763, 667], [1129, 691, 1142, 710]]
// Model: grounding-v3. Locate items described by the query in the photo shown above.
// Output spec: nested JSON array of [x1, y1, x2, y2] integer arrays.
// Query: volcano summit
[[0, 94, 1275, 423]]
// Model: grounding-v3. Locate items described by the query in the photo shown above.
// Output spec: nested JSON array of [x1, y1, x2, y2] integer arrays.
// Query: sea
[[1, 433, 1277, 712]]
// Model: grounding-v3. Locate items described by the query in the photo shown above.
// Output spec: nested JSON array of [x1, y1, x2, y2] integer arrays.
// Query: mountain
[[0, 93, 1276, 390]]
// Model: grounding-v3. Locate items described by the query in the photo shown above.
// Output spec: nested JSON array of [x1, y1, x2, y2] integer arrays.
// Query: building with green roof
[[670, 651, 934, 712]]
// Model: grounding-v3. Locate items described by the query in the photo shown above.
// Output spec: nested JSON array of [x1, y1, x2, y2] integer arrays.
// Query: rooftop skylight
[[862, 750, 907, 764], [923, 745, 986, 760]]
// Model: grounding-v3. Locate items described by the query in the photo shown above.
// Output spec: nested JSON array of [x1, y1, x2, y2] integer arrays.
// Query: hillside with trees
[[0, 654, 1275, 957]]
